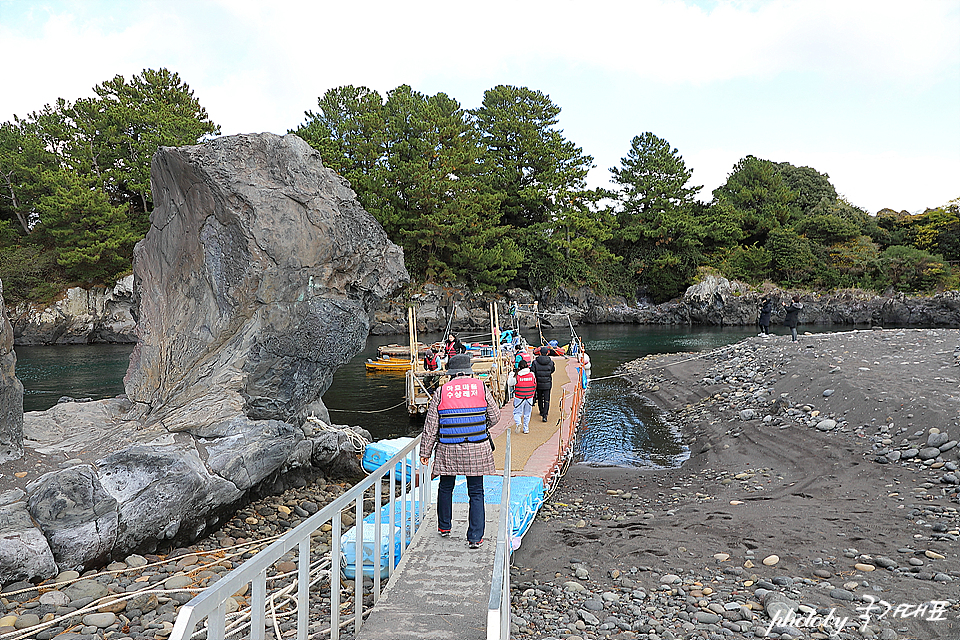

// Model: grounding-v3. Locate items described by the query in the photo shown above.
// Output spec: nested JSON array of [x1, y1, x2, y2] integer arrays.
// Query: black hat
[[446, 354, 474, 376]]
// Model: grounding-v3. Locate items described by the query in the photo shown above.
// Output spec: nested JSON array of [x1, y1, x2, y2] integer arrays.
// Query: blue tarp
[[361, 437, 416, 482], [429, 474, 545, 547], [345, 439, 549, 578]]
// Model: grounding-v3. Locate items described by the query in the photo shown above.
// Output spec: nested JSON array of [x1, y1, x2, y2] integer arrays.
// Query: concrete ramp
[[356, 503, 500, 640]]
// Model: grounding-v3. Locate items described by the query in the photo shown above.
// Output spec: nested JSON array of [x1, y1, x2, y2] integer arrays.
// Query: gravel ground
[[510, 328, 960, 640]]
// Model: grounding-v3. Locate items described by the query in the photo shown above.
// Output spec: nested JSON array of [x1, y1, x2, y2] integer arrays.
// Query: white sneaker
[[523, 426, 529, 434]]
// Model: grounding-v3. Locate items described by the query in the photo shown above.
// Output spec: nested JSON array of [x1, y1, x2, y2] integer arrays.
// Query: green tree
[[89, 68, 220, 228], [766, 226, 815, 285], [291, 85, 387, 211], [828, 236, 880, 284], [775, 162, 837, 214], [608, 133, 705, 301], [712, 156, 799, 246], [473, 85, 594, 230], [0, 119, 55, 235], [911, 199, 960, 262], [721, 244, 772, 284], [377, 86, 519, 289], [878, 245, 952, 292], [32, 169, 138, 284], [794, 214, 861, 245]]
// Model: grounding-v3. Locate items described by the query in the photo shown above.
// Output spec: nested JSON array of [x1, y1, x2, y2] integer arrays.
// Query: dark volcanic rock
[[0, 277, 24, 463], [124, 132, 407, 429]]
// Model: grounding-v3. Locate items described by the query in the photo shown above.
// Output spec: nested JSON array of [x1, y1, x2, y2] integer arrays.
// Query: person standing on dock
[[530, 348, 555, 422], [419, 354, 501, 549], [443, 333, 466, 359], [512, 358, 537, 434]]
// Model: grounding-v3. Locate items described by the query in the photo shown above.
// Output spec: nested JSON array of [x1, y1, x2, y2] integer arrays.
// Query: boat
[[364, 356, 413, 373]]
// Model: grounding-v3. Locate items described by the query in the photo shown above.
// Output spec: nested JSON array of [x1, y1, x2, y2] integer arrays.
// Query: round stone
[[762, 555, 780, 566], [82, 612, 116, 628], [63, 580, 108, 601], [163, 575, 193, 589], [38, 591, 70, 607], [854, 563, 875, 572], [125, 554, 148, 568], [14, 613, 40, 629]]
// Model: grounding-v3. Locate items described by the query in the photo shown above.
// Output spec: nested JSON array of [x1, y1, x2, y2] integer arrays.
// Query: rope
[[304, 416, 370, 454], [324, 400, 406, 414]]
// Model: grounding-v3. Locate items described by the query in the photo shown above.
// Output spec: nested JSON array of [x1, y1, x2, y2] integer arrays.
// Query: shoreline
[[511, 327, 960, 639]]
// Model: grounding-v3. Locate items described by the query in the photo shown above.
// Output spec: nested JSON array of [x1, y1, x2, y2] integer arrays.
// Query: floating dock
[[355, 353, 588, 639]]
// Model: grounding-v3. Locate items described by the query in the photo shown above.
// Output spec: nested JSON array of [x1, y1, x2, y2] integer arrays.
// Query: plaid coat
[[419, 378, 500, 476]]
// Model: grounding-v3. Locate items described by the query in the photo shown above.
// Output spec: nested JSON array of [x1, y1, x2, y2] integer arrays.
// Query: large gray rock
[[26, 466, 118, 571], [0, 502, 57, 584], [3, 133, 405, 584], [124, 132, 407, 430], [97, 441, 244, 553], [0, 277, 24, 462], [10, 276, 136, 345], [196, 417, 304, 491]]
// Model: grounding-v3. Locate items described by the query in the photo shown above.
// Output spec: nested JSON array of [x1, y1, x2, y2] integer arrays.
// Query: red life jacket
[[514, 370, 536, 399], [423, 352, 439, 370], [437, 377, 489, 444], [444, 341, 459, 358]]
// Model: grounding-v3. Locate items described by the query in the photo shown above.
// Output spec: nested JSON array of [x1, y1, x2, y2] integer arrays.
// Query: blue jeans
[[437, 475, 485, 543]]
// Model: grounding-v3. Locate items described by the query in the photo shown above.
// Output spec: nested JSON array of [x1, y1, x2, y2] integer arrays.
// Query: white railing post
[[487, 427, 512, 640], [169, 436, 426, 640]]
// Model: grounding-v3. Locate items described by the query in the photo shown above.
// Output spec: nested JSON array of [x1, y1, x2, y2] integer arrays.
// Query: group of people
[[757, 295, 804, 342], [417, 332, 557, 549], [509, 344, 554, 434]]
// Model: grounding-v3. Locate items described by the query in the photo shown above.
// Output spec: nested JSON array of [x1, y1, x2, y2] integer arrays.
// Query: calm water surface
[[14, 324, 800, 468]]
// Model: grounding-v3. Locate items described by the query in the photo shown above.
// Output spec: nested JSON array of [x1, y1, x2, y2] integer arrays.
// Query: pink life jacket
[[437, 377, 488, 444]]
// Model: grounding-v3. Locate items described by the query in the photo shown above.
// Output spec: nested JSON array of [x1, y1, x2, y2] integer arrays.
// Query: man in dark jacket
[[530, 349, 556, 422]]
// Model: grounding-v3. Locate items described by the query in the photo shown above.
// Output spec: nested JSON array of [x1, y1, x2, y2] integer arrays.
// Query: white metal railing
[[486, 427, 512, 640], [169, 437, 429, 640]]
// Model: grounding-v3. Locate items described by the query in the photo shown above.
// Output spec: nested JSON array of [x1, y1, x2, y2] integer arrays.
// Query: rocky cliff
[[124, 132, 407, 429], [0, 278, 24, 463], [369, 277, 960, 335], [3, 133, 408, 583], [10, 276, 136, 345]]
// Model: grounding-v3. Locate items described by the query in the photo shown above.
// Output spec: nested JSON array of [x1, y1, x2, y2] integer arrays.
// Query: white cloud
[[1, 0, 956, 213]]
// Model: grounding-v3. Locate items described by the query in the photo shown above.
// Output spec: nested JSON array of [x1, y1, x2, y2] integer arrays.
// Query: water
[[16, 343, 136, 413], [12, 324, 788, 468], [574, 325, 760, 469]]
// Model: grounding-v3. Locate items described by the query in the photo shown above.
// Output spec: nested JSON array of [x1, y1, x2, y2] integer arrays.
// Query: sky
[[1, 0, 958, 215]]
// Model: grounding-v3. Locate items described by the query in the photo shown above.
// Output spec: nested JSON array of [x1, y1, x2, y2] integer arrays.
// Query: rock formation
[[0, 277, 24, 463], [370, 278, 960, 334], [10, 276, 136, 345], [124, 132, 406, 429], [4, 133, 407, 583]]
